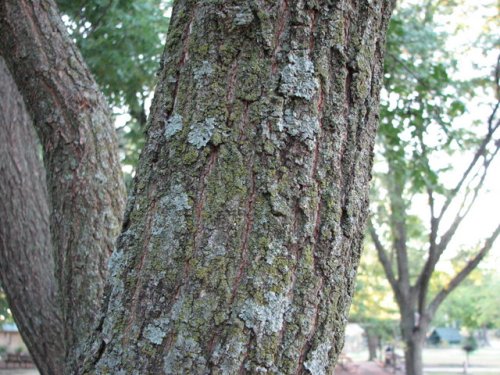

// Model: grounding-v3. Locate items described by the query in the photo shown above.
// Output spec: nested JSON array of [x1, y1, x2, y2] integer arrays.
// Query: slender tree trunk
[[86, 0, 394, 373], [0, 56, 64, 375], [0, 0, 125, 371], [366, 330, 379, 361], [479, 326, 490, 346]]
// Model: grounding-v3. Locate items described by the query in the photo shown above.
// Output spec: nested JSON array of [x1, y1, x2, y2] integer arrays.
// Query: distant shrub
[[462, 335, 478, 353]]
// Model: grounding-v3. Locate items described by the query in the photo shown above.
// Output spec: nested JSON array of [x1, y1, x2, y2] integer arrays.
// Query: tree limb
[[0, 56, 64, 375], [368, 220, 402, 303], [384, 152, 411, 295], [0, 0, 125, 367], [427, 223, 500, 320], [412, 123, 440, 315], [415, 104, 499, 318], [436, 55, 500, 225], [436, 143, 498, 255]]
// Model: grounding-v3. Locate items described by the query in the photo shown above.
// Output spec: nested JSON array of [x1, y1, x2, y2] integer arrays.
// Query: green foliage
[[362, 3, 499, 356], [434, 267, 500, 329], [371, 0, 497, 282], [379, 3, 474, 199], [56, 0, 171, 180], [57, 0, 168, 109], [349, 241, 399, 340], [0, 286, 12, 323]]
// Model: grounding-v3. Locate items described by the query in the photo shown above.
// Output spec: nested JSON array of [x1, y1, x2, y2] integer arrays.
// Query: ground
[[0, 370, 38, 375], [335, 360, 401, 375], [337, 339, 500, 375], [0, 344, 499, 374]]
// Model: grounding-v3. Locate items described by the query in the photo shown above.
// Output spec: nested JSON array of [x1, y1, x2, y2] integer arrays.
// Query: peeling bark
[[89, 0, 395, 373]]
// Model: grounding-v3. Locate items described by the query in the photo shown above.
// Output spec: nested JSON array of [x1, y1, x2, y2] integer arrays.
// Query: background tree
[[0, 0, 395, 373], [349, 240, 399, 361], [368, 2, 500, 375], [434, 261, 500, 343]]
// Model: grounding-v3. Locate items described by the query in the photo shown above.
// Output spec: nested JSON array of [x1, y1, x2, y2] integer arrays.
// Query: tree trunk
[[403, 333, 425, 375], [0, 0, 125, 371], [0, 56, 64, 375], [87, 0, 394, 373], [400, 309, 427, 375], [366, 330, 379, 361], [479, 326, 490, 347]]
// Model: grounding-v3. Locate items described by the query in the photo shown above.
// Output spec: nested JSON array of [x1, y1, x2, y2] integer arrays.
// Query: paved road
[[335, 360, 402, 375], [334, 361, 500, 375], [424, 367, 500, 373]]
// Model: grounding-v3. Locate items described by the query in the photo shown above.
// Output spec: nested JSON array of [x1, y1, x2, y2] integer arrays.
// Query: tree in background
[[0, 0, 395, 373], [368, 2, 500, 375], [349, 240, 399, 361]]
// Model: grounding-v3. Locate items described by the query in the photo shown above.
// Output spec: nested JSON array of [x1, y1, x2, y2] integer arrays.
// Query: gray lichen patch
[[163, 334, 207, 374], [261, 120, 285, 151], [270, 194, 290, 217], [211, 336, 246, 375], [267, 181, 291, 216], [204, 229, 228, 260], [188, 117, 216, 149], [238, 292, 290, 337], [95, 346, 127, 374], [193, 61, 213, 81], [265, 240, 287, 265], [143, 316, 170, 345], [151, 184, 190, 239], [232, 5, 254, 27], [159, 184, 191, 212], [304, 342, 331, 375], [278, 109, 320, 149], [279, 54, 319, 100], [164, 113, 183, 139], [102, 249, 127, 343], [101, 278, 125, 344], [107, 248, 124, 277]]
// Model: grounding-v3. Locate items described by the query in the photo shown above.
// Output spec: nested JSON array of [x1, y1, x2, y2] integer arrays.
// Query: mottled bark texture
[[90, 0, 394, 373], [0, 0, 125, 368], [0, 56, 64, 375]]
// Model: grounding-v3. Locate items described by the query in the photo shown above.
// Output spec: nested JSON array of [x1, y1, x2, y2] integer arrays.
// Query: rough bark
[[87, 0, 394, 373], [0, 0, 126, 368], [0, 56, 64, 375]]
